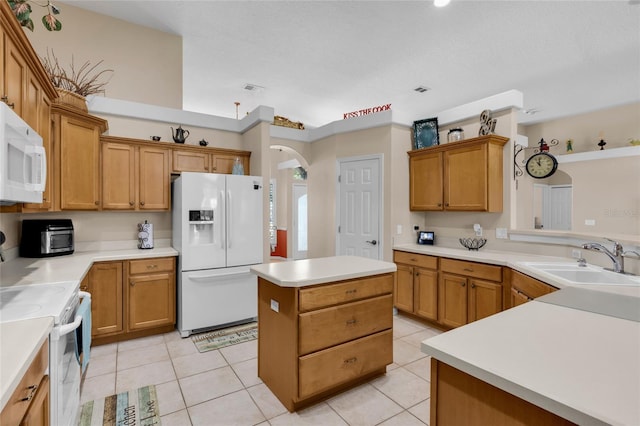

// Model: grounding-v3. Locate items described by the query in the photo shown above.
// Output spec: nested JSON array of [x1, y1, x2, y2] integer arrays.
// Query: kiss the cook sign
[[343, 103, 391, 119]]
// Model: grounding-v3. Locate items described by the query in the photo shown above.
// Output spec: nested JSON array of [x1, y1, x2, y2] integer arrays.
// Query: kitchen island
[[421, 288, 640, 426], [250, 256, 397, 411]]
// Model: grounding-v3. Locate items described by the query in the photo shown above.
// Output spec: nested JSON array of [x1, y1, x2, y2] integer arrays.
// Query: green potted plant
[[8, 0, 62, 31]]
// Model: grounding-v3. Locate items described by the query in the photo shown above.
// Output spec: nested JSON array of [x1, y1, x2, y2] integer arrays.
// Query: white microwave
[[0, 102, 46, 205]]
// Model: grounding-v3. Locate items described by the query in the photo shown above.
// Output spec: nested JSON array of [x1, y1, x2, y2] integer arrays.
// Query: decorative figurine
[[598, 139, 607, 150], [171, 125, 190, 144], [566, 139, 573, 152], [478, 109, 497, 136], [199, 139, 209, 147]]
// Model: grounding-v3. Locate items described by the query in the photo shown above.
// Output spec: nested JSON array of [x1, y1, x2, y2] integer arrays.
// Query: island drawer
[[298, 294, 393, 355], [440, 258, 502, 282], [393, 251, 438, 269], [298, 274, 393, 312], [298, 329, 392, 398], [128, 257, 175, 275]]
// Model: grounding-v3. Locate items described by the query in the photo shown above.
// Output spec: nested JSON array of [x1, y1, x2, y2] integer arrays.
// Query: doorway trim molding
[[335, 154, 384, 259]]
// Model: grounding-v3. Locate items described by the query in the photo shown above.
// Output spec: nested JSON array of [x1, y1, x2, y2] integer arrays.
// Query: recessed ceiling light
[[414, 86, 430, 93], [434, 0, 450, 7]]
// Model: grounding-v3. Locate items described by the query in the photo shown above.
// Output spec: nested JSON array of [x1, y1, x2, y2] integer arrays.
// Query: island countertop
[[250, 255, 397, 287], [421, 291, 640, 426]]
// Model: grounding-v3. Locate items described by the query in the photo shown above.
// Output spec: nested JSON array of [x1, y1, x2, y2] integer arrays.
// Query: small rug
[[191, 322, 258, 353], [77, 385, 160, 426]]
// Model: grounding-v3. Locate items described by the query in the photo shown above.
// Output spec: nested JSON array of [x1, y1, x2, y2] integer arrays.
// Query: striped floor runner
[[78, 385, 160, 426]]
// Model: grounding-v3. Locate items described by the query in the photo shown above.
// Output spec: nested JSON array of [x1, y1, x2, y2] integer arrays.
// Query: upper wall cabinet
[[409, 135, 509, 212], [172, 144, 251, 175]]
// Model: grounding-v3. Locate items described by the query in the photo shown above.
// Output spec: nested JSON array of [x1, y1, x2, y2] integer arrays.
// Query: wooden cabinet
[[510, 270, 557, 307], [393, 251, 438, 321], [86, 257, 176, 344], [102, 139, 171, 210], [258, 273, 394, 411], [439, 258, 503, 328], [172, 144, 251, 175], [127, 257, 176, 331], [408, 135, 509, 212], [53, 106, 108, 210], [430, 359, 576, 426], [86, 261, 124, 337], [0, 339, 49, 426]]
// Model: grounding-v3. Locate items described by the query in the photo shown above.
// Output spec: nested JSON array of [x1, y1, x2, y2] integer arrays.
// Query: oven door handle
[[56, 291, 91, 337]]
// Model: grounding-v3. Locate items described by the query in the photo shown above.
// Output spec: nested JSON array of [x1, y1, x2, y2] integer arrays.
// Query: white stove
[[0, 281, 79, 324], [0, 280, 86, 426]]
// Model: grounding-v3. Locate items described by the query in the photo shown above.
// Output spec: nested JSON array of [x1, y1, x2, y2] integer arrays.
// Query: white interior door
[[292, 183, 308, 259], [548, 185, 572, 230], [337, 156, 382, 259]]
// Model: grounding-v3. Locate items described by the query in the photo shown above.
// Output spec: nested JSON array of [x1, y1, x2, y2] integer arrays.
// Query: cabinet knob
[[460, 282, 466, 287], [415, 271, 419, 276], [140, 201, 145, 206], [471, 283, 476, 288], [445, 203, 449, 207], [130, 281, 135, 286], [95, 201, 99, 205], [212, 167, 217, 171], [129, 201, 134, 206]]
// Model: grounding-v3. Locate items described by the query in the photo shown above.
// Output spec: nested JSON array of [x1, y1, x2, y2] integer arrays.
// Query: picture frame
[[413, 117, 439, 150]]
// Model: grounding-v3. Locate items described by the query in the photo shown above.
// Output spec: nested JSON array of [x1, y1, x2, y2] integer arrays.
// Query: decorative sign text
[[343, 103, 391, 119]]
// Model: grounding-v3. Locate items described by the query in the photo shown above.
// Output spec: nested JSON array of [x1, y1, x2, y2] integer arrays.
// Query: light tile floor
[[80, 314, 442, 426]]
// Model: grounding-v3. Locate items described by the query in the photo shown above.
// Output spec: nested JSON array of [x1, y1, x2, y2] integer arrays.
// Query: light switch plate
[[270, 299, 279, 313]]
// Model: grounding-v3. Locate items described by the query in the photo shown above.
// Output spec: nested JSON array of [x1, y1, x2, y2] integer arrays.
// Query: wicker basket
[[53, 89, 88, 111]]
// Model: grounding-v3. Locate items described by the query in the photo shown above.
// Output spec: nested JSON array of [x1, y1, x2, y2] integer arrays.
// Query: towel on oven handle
[[75, 292, 92, 374]]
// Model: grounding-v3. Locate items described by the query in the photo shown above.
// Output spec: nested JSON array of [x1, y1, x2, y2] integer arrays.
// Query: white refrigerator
[[172, 172, 264, 337]]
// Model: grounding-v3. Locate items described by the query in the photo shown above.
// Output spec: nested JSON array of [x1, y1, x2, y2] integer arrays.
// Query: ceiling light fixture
[[434, 0, 450, 7], [414, 86, 430, 93]]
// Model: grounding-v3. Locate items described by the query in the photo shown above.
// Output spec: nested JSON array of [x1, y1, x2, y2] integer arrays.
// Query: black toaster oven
[[20, 219, 74, 257]]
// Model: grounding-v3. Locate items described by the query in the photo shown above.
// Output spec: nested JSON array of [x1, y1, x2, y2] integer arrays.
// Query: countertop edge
[[252, 266, 397, 287]]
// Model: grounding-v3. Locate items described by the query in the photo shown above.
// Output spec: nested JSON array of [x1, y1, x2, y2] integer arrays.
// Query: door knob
[[365, 240, 377, 245]]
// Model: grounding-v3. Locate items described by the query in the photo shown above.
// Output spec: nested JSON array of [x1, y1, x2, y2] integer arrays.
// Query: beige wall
[[25, 2, 182, 108], [308, 135, 337, 258]]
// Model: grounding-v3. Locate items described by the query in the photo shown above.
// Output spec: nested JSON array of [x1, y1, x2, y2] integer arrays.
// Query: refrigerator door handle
[[187, 270, 250, 281], [220, 190, 226, 249], [227, 189, 232, 249]]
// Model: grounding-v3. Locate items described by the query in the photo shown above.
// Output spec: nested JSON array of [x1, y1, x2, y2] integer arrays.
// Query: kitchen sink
[[520, 262, 640, 286]]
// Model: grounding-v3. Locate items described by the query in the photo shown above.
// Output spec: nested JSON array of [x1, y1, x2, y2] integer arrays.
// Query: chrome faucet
[[582, 238, 624, 273]]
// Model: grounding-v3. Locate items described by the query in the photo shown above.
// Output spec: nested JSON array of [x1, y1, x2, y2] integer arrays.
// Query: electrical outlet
[[396, 224, 403, 235], [585, 219, 596, 226], [270, 299, 279, 313], [496, 228, 508, 239], [572, 249, 582, 259], [413, 225, 420, 231]]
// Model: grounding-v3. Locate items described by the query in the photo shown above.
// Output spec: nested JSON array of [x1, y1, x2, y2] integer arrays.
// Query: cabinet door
[[439, 273, 467, 328], [23, 72, 40, 131], [211, 153, 250, 175], [468, 279, 502, 323], [59, 115, 100, 210], [394, 264, 414, 312], [172, 149, 209, 173], [3, 35, 26, 115], [444, 143, 487, 211], [19, 375, 49, 426], [409, 151, 443, 210], [414, 268, 438, 321], [139, 147, 170, 210], [128, 273, 175, 331], [511, 288, 531, 307], [88, 262, 124, 337], [102, 142, 136, 210]]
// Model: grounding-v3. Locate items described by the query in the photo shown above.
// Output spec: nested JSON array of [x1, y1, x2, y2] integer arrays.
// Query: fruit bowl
[[459, 238, 487, 251]]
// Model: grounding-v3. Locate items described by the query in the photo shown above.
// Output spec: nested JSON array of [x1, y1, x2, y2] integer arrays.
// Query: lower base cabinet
[[258, 273, 394, 411], [511, 270, 557, 307], [83, 256, 176, 344], [430, 359, 576, 425], [0, 340, 49, 426]]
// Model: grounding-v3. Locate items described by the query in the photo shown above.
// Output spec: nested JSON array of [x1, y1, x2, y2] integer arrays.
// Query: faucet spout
[[582, 240, 624, 273]]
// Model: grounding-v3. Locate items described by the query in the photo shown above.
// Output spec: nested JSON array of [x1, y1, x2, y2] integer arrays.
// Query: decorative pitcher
[[171, 125, 190, 144]]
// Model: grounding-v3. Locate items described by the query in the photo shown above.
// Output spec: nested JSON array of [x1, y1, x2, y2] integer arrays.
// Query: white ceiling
[[64, 0, 640, 128]]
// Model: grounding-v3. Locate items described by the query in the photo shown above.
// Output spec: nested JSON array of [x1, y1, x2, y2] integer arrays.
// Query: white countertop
[[0, 317, 53, 411], [250, 255, 397, 287], [421, 299, 640, 426], [0, 247, 178, 288]]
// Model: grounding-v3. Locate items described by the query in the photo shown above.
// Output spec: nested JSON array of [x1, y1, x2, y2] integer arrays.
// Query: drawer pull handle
[[463, 268, 474, 272], [344, 357, 358, 364], [345, 289, 357, 295], [346, 319, 357, 326], [147, 264, 157, 269], [20, 385, 38, 402], [410, 258, 417, 262]]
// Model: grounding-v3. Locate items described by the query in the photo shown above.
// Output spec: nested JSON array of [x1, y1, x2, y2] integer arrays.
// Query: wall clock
[[525, 152, 558, 179]]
